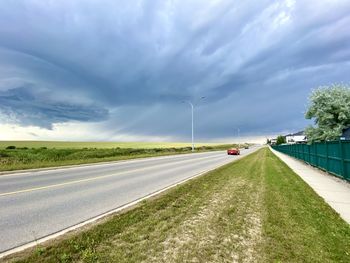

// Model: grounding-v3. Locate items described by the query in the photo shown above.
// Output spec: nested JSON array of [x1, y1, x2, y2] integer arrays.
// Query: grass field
[[0, 141, 222, 149], [4, 148, 350, 263], [0, 144, 240, 172]]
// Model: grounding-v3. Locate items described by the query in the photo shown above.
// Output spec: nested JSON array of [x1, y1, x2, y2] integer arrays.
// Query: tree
[[305, 84, 350, 143], [276, 135, 286, 145]]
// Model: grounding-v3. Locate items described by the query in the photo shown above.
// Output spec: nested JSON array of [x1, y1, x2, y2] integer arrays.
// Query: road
[[0, 146, 259, 254]]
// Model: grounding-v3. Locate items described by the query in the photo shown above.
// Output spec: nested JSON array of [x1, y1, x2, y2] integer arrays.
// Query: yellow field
[[0, 141, 222, 149]]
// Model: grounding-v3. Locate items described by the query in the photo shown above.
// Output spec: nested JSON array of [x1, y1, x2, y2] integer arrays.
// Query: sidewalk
[[271, 148, 350, 224]]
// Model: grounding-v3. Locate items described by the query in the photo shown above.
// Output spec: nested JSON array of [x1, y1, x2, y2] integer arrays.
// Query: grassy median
[[3, 148, 350, 263]]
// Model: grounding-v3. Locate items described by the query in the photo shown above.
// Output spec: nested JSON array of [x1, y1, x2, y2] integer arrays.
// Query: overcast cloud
[[0, 0, 350, 142]]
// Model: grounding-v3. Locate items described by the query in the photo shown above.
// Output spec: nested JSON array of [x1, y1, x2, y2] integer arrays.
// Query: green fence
[[272, 140, 350, 181]]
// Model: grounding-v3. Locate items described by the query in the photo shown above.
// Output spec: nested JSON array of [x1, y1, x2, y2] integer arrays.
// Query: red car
[[227, 148, 240, 155]]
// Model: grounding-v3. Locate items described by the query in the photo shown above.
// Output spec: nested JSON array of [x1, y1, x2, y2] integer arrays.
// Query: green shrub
[[6, 146, 16, 149]]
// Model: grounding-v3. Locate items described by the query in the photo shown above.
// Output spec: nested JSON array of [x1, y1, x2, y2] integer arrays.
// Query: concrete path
[[271, 148, 350, 224]]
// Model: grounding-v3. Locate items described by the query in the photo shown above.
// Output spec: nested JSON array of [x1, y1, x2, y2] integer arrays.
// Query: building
[[340, 127, 350, 140], [270, 138, 277, 145], [285, 131, 307, 144]]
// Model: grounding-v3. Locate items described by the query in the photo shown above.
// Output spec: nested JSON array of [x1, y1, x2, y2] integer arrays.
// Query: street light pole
[[183, 101, 194, 151], [183, 97, 204, 152], [237, 128, 240, 148], [191, 102, 194, 151]]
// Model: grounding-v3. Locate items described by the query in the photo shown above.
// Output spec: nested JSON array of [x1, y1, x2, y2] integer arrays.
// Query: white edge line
[[0, 167, 218, 258], [0, 148, 259, 259]]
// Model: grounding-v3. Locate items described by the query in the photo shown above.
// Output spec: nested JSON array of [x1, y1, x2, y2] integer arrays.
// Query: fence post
[[301, 144, 304, 160], [315, 142, 318, 167], [340, 140, 345, 179], [326, 141, 329, 172]]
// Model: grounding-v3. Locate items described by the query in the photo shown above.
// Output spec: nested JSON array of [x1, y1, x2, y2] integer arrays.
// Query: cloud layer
[[0, 0, 350, 141], [0, 87, 108, 128]]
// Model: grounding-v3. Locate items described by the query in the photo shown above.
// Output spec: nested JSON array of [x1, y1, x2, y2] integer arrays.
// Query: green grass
[[4, 148, 350, 263], [0, 144, 240, 172], [0, 141, 223, 149]]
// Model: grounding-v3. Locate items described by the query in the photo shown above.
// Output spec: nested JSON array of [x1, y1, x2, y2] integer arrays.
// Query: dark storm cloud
[[0, 87, 108, 129], [0, 0, 350, 139]]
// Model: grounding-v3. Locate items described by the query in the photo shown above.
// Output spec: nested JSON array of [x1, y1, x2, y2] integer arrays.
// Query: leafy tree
[[276, 135, 286, 145], [305, 84, 350, 142]]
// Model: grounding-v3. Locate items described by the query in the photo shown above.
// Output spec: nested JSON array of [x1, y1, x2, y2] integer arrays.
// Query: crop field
[[0, 141, 222, 149]]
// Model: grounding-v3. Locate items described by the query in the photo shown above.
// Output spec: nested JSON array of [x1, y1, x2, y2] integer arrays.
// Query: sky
[[0, 0, 350, 143]]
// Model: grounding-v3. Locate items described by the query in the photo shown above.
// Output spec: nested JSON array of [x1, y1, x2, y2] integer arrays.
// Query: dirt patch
[[146, 152, 265, 262], [157, 180, 246, 262]]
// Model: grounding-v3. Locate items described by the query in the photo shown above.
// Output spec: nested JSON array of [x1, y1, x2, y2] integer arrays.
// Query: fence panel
[[309, 144, 317, 166], [272, 140, 350, 181], [305, 144, 310, 163], [342, 141, 350, 180], [327, 141, 342, 176], [317, 143, 327, 171]]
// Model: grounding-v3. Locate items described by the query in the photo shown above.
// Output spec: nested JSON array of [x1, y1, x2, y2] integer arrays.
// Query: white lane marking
[[0, 154, 228, 197]]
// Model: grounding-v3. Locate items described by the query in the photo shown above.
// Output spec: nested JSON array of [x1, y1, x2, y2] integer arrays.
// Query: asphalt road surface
[[0, 146, 260, 253]]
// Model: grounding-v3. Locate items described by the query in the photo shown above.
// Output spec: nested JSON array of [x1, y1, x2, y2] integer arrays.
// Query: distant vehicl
[[227, 148, 240, 155], [244, 146, 249, 149]]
